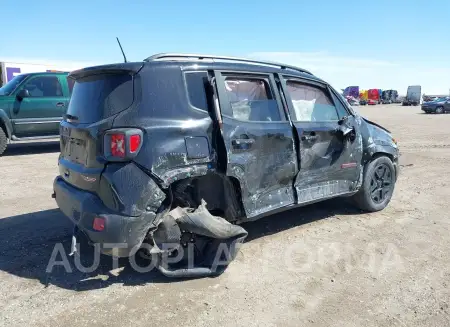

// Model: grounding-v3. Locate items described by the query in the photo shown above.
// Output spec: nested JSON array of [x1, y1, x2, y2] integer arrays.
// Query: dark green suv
[[0, 72, 73, 155]]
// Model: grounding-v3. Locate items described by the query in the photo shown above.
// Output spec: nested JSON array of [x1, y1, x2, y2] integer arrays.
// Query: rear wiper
[[64, 114, 79, 122]]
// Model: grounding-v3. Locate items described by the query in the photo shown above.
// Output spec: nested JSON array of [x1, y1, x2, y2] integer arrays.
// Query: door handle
[[301, 132, 317, 142], [232, 138, 255, 149], [301, 135, 317, 141], [56, 102, 65, 107]]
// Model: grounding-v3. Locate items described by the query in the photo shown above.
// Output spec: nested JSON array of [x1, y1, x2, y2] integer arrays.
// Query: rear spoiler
[[69, 62, 144, 80]]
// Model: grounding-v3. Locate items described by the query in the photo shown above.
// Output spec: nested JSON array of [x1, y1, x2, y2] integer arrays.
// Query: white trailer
[[0, 60, 102, 86], [402, 85, 422, 106]]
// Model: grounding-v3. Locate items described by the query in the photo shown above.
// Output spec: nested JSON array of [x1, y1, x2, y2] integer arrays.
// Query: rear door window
[[66, 73, 133, 123], [185, 71, 209, 111], [222, 77, 281, 122]]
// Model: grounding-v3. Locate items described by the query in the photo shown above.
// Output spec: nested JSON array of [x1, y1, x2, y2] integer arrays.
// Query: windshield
[[0, 74, 27, 95], [435, 97, 448, 102]]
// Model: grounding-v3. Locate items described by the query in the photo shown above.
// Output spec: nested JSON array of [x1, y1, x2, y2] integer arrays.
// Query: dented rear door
[[280, 77, 363, 204], [213, 71, 298, 219]]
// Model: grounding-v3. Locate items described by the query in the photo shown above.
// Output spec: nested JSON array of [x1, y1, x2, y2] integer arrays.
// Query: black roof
[[143, 53, 324, 82], [70, 53, 326, 84]]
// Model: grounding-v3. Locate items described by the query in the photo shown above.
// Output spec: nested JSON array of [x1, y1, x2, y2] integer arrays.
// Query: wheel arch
[[370, 151, 394, 162], [0, 109, 12, 139], [367, 149, 398, 181], [169, 172, 246, 222]]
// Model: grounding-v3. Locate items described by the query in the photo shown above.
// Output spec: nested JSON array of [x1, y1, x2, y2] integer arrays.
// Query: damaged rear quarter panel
[[112, 64, 217, 187], [99, 162, 166, 217]]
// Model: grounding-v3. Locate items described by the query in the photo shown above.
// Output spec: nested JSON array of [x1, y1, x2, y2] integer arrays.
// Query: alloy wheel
[[370, 163, 393, 204]]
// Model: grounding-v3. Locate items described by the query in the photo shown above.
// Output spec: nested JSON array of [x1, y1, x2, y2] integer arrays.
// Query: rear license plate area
[[67, 138, 86, 164]]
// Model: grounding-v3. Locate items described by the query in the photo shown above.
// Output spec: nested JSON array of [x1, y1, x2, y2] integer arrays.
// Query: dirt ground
[[0, 105, 449, 327]]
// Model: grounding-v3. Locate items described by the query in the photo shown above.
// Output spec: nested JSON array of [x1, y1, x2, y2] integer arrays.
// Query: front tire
[[0, 128, 7, 156], [352, 156, 396, 212]]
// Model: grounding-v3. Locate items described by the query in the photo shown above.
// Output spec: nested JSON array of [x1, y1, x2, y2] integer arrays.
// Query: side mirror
[[16, 89, 30, 100]]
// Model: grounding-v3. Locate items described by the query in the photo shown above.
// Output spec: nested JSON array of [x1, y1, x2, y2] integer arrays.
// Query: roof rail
[[144, 53, 313, 75]]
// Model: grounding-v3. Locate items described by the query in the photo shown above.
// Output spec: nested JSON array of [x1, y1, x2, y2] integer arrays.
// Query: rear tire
[[436, 106, 444, 114], [352, 156, 396, 212], [0, 128, 7, 156]]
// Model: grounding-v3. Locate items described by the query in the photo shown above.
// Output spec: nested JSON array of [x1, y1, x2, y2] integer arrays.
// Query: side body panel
[[213, 71, 298, 218], [280, 77, 363, 204]]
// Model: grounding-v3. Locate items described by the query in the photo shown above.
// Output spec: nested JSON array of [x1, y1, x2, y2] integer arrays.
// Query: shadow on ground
[[0, 199, 363, 291], [2, 141, 60, 156]]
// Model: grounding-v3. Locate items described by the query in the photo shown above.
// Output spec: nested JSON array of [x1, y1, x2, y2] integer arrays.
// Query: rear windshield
[[66, 73, 133, 123]]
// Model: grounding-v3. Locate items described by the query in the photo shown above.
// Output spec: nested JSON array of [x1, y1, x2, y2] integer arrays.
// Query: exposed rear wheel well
[[170, 173, 245, 222]]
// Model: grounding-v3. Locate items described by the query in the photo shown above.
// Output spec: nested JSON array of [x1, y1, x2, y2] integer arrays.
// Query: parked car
[[52, 53, 400, 278], [0, 71, 72, 155], [368, 99, 377, 105], [421, 97, 450, 114], [359, 99, 368, 105]]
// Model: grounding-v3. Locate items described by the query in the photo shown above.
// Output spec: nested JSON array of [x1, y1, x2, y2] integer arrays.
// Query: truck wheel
[[0, 127, 7, 156], [436, 106, 444, 114], [352, 156, 396, 212]]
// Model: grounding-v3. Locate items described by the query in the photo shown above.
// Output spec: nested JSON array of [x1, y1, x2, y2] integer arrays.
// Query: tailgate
[[59, 121, 108, 192], [58, 63, 142, 192]]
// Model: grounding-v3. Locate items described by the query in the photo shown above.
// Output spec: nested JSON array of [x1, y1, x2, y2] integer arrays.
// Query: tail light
[[103, 128, 143, 161], [93, 217, 105, 231]]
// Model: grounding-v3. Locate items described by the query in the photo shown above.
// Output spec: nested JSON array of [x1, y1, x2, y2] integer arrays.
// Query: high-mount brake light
[[104, 128, 143, 161]]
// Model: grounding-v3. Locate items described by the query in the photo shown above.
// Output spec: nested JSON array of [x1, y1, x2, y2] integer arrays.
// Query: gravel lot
[[1, 105, 449, 327]]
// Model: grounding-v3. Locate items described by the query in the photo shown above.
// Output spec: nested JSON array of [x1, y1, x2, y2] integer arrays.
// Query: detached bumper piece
[[150, 200, 248, 278]]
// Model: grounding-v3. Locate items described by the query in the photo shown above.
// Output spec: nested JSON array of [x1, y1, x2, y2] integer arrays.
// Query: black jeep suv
[[53, 53, 399, 277]]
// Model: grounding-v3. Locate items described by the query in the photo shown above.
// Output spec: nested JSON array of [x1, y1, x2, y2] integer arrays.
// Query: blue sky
[[2, 0, 449, 94]]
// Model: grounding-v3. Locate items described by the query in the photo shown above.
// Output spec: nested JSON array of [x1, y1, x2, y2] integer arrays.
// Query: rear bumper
[[53, 176, 161, 257]]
